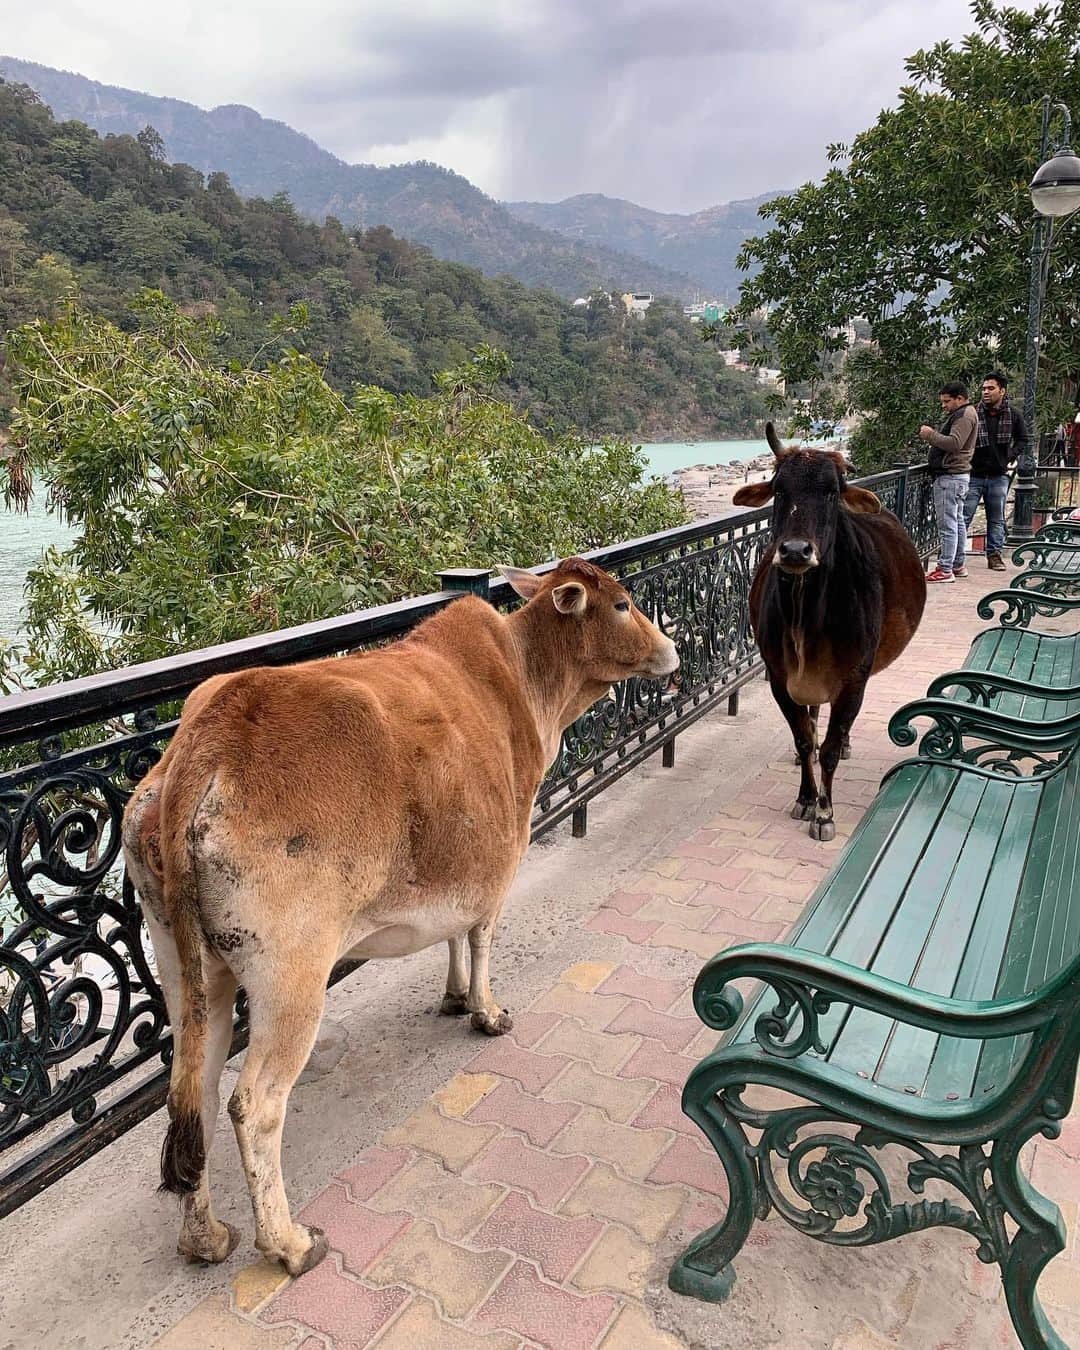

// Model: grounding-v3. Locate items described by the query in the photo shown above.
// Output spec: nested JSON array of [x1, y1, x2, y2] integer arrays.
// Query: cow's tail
[[158, 772, 213, 1196]]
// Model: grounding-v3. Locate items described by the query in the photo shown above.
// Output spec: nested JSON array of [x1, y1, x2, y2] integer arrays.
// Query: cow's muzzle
[[643, 637, 680, 678], [774, 539, 819, 574]]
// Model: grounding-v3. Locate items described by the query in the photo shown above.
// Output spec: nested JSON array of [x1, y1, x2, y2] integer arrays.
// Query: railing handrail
[[0, 503, 779, 746]]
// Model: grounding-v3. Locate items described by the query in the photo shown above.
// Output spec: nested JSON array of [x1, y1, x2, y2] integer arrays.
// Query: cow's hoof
[[471, 1009, 513, 1036], [284, 1226, 329, 1277], [841, 743, 852, 760], [440, 992, 469, 1016], [809, 819, 836, 842], [790, 800, 815, 821], [178, 1219, 241, 1265]]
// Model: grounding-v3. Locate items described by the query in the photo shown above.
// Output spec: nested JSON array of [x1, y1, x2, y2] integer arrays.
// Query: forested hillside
[[0, 78, 770, 439], [0, 56, 700, 301]]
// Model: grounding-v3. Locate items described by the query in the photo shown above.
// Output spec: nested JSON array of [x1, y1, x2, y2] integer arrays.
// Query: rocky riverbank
[[671, 444, 852, 520], [671, 453, 776, 519]]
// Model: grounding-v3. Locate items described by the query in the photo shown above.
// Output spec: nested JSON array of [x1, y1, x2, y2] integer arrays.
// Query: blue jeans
[[933, 473, 970, 572], [961, 473, 1009, 560]]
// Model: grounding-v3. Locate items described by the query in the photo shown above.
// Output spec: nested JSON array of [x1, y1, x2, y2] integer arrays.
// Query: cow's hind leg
[[815, 680, 868, 841], [466, 918, 512, 1036], [143, 908, 240, 1264], [228, 947, 335, 1276], [768, 673, 819, 821], [440, 934, 470, 1015]]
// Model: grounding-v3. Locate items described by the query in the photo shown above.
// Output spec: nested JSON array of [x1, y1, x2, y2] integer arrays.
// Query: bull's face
[[499, 558, 679, 688], [732, 424, 881, 575]]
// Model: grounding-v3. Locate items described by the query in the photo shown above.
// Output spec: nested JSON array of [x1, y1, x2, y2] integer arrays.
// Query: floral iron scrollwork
[[1, 760, 169, 1147], [726, 1097, 1002, 1256]]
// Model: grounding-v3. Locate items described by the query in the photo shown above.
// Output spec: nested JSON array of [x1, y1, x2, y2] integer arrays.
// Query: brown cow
[[732, 425, 925, 840], [122, 559, 678, 1275]]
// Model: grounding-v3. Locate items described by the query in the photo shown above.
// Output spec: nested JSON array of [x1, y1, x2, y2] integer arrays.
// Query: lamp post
[[1011, 96, 1080, 541]]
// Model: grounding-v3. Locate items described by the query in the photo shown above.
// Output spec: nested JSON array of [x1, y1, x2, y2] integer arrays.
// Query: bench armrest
[[1012, 540, 1080, 566], [888, 696, 1080, 759], [693, 944, 1061, 1057], [926, 668, 1080, 704], [1037, 523, 1080, 542], [977, 588, 1080, 629]]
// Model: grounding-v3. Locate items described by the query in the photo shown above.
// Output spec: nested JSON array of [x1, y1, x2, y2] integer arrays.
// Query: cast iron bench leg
[[667, 1077, 757, 1301], [996, 1135, 1069, 1350]]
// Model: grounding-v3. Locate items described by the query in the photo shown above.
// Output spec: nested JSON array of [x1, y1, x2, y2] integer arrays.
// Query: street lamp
[[1011, 97, 1080, 540]]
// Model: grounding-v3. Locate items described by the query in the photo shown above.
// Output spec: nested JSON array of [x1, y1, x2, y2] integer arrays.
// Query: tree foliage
[[0, 296, 688, 690], [0, 77, 771, 440], [734, 1, 1080, 468]]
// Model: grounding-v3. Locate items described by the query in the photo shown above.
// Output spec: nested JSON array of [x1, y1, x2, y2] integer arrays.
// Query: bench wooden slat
[[825, 771, 993, 1087], [922, 784, 1043, 1100], [870, 775, 1018, 1097]]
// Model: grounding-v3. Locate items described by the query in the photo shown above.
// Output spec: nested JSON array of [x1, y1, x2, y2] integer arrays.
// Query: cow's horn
[[765, 422, 785, 457]]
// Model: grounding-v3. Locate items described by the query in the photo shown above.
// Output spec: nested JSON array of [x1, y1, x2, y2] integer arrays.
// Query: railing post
[[662, 739, 676, 767], [891, 461, 910, 527], [572, 804, 588, 838], [727, 690, 740, 716], [439, 568, 492, 600]]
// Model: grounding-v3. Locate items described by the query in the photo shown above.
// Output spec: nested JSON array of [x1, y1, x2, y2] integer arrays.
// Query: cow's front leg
[[815, 679, 868, 841], [768, 673, 818, 821], [440, 934, 470, 1015], [466, 919, 512, 1036]]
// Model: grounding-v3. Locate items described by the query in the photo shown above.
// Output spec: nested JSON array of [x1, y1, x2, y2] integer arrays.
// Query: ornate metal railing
[[0, 462, 933, 1215]]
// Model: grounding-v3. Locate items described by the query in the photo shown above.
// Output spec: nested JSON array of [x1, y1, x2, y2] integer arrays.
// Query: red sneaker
[[926, 568, 955, 583], [953, 566, 969, 577]]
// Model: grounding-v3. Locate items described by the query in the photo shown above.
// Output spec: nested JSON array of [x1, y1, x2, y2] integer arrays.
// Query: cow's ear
[[732, 479, 775, 507], [551, 581, 588, 615], [841, 487, 882, 514], [497, 565, 543, 599]]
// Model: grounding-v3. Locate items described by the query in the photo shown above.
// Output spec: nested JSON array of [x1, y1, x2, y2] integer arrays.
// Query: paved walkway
[[130, 570, 1080, 1348]]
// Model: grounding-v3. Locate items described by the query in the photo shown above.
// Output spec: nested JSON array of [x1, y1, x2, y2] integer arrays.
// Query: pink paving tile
[[465, 1136, 589, 1208], [676, 1193, 726, 1240], [299, 1185, 411, 1277], [677, 859, 754, 887], [471, 1260, 618, 1349], [703, 911, 784, 941], [689, 883, 774, 917], [468, 1039, 571, 1094], [603, 1002, 698, 1053], [618, 1038, 700, 1089], [600, 890, 650, 916], [468, 1080, 580, 1147], [262, 1257, 408, 1349], [1054, 1113, 1080, 1159], [670, 841, 742, 866], [470, 1191, 603, 1283], [585, 910, 660, 943], [510, 1011, 563, 1048], [631, 1082, 707, 1141], [337, 1147, 413, 1202], [595, 965, 685, 1011], [647, 1135, 728, 1199]]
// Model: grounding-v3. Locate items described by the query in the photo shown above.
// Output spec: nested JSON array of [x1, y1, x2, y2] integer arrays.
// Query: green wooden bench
[[1009, 539, 1080, 597], [1035, 518, 1080, 543], [885, 592, 1080, 767], [670, 749, 1080, 1350]]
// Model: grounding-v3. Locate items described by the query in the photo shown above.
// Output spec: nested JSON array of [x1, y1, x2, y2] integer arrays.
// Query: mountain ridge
[[0, 55, 705, 300]]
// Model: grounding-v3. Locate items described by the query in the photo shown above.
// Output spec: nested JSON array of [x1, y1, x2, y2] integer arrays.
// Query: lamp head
[[1030, 145, 1080, 218]]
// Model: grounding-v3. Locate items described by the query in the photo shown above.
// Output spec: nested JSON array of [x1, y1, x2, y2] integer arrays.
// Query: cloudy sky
[[4, 1, 1039, 212]]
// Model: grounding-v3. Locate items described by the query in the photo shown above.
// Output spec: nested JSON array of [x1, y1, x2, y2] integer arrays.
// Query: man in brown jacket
[[919, 381, 977, 582]]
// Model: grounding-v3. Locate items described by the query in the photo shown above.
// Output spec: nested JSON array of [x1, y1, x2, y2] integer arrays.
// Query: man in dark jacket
[[961, 372, 1028, 571]]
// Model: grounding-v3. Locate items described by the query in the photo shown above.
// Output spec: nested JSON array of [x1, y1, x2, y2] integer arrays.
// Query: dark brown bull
[[733, 425, 925, 840]]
